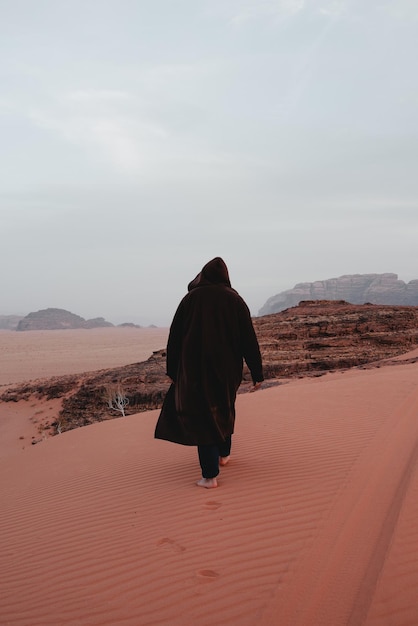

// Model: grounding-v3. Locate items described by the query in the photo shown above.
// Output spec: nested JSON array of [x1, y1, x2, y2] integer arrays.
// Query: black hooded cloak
[[154, 257, 264, 446]]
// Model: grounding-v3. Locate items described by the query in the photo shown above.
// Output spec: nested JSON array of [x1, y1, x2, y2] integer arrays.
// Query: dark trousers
[[197, 436, 232, 479]]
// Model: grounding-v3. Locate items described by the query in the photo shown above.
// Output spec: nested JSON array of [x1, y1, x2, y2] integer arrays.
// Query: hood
[[188, 257, 231, 291]]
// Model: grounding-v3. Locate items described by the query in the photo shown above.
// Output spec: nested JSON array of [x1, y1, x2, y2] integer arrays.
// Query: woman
[[155, 257, 264, 488]]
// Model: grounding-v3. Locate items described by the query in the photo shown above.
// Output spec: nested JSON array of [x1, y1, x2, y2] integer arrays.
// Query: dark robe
[[155, 257, 264, 446]]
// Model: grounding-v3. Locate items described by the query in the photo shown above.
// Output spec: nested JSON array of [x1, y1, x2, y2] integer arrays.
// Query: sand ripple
[[1, 359, 418, 625]]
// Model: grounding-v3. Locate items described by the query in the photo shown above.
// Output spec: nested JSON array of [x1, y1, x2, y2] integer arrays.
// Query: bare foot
[[219, 456, 230, 466], [196, 477, 218, 489]]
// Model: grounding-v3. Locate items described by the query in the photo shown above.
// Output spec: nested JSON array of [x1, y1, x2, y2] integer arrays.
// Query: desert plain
[[1, 327, 418, 625]]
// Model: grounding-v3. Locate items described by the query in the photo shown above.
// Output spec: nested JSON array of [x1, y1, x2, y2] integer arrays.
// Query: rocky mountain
[[259, 273, 418, 315], [16, 308, 114, 331], [2, 301, 418, 436]]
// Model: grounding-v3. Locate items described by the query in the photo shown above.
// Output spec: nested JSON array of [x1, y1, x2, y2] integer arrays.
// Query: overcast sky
[[1, 0, 417, 326]]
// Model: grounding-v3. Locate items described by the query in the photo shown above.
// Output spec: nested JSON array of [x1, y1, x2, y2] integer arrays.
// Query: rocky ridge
[[1, 301, 418, 438], [17, 308, 114, 331], [255, 300, 418, 378], [259, 273, 418, 315]]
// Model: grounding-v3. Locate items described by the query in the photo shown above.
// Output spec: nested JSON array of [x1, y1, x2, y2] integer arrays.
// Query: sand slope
[[1, 355, 418, 625]]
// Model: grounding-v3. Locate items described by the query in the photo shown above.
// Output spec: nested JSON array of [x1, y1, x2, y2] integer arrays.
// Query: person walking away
[[154, 257, 264, 488]]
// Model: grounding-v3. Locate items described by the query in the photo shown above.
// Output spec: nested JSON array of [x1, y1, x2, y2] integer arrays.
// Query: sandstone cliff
[[259, 273, 418, 315], [17, 308, 114, 331], [254, 300, 418, 379]]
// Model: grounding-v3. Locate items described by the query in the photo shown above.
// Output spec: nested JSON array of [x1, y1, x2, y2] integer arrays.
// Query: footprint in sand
[[196, 569, 220, 581], [156, 537, 186, 553], [204, 501, 222, 510]]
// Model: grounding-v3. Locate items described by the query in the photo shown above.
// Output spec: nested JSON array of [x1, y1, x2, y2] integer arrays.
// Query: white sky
[[1, 0, 417, 326]]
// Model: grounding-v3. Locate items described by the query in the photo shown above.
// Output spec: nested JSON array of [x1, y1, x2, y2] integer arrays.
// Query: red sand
[[1, 332, 418, 625]]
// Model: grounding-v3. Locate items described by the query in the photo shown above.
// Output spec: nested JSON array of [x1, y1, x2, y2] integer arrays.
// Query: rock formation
[[83, 317, 114, 329], [259, 273, 418, 315], [2, 301, 418, 436], [16, 308, 114, 331], [253, 300, 418, 379]]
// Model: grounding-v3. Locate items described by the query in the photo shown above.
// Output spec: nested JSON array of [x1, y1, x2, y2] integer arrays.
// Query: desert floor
[[1, 330, 418, 625], [0, 327, 169, 385]]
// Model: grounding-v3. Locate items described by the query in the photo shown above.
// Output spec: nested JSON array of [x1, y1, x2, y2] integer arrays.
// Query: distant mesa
[[259, 273, 418, 316], [83, 316, 114, 329], [16, 308, 114, 331], [117, 322, 142, 328]]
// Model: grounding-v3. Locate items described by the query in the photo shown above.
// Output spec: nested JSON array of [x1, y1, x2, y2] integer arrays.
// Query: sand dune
[[1, 350, 418, 625]]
